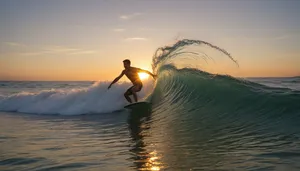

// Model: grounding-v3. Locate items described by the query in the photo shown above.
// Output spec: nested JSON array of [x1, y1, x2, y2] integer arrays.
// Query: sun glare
[[138, 72, 149, 80]]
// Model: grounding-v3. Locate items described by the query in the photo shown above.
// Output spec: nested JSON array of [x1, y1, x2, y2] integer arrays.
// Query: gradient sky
[[1, 0, 299, 81]]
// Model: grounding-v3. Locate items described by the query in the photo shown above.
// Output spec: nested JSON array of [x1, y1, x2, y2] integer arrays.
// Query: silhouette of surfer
[[108, 59, 156, 103]]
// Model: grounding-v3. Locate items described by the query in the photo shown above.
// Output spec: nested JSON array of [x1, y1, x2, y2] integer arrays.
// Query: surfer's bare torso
[[123, 67, 142, 85]]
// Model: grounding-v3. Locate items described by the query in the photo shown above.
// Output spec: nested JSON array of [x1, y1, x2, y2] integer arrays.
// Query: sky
[[0, 0, 299, 81]]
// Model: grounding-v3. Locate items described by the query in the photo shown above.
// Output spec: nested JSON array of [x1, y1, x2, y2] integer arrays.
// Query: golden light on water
[[143, 151, 162, 171], [138, 72, 150, 80], [151, 166, 160, 171]]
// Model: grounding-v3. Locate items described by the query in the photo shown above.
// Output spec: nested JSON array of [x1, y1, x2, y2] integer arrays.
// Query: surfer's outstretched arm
[[108, 71, 125, 89]]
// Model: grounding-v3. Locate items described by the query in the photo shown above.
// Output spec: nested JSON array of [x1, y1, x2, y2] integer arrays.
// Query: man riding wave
[[108, 59, 156, 103]]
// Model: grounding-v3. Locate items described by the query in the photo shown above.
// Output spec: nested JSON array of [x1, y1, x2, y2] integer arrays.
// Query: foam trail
[[0, 81, 154, 115]]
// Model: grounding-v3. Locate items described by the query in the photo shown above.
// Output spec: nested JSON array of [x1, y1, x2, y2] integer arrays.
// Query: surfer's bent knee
[[124, 91, 129, 96], [125, 88, 132, 96]]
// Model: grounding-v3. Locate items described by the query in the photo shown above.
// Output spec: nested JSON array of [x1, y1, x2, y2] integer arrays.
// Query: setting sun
[[138, 72, 149, 80]]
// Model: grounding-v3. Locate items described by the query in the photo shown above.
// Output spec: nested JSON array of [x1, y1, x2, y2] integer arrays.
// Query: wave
[[149, 39, 300, 129], [0, 39, 299, 117], [152, 64, 300, 118]]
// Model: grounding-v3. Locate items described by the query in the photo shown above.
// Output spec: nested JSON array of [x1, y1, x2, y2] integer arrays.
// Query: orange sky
[[1, 1, 299, 81]]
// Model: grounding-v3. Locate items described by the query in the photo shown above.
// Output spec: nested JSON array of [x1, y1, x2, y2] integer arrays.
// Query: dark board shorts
[[126, 82, 143, 95]]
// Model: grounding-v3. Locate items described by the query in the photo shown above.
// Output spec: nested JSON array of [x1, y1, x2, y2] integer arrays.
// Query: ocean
[[1, 39, 300, 171]]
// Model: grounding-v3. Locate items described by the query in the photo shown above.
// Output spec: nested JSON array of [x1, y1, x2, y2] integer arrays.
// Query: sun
[[138, 72, 149, 80]]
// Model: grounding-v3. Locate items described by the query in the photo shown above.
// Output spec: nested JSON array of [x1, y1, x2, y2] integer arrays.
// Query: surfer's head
[[123, 59, 131, 69]]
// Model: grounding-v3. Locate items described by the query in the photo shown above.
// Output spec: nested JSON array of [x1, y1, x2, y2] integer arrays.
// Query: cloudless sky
[[1, 0, 299, 80]]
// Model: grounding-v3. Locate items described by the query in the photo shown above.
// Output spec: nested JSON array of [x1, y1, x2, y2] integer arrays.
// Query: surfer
[[108, 59, 156, 103]]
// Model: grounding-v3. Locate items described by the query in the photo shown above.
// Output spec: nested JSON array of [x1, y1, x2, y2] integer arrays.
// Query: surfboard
[[124, 101, 151, 109], [124, 102, 151, 113]]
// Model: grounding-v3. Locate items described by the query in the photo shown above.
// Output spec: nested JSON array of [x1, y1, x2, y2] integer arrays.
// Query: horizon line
[[0, 75, 299, 82]]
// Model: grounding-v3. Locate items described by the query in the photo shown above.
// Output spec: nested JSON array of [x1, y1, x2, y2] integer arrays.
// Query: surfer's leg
[[132, 91, 138, 102], [131, 84, 143, 103], [124, 87, 133, 103]]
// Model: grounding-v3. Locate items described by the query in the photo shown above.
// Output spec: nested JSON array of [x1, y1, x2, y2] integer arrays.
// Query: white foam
[[0, 81, 154, 115]]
